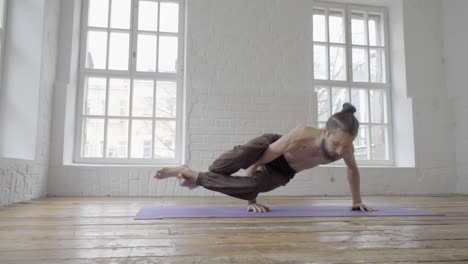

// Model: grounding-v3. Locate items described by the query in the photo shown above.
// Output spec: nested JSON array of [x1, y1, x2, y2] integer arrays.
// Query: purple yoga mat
[[134, 205, 443, 220]]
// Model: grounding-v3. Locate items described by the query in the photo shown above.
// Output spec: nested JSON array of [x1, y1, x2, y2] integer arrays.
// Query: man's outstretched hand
[[351, 202, 377, 212], [247, 201, 271, 213]]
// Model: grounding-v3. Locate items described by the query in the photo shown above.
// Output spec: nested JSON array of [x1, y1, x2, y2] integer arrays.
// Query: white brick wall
[[188, 91, 312, 171], [1, 1, 463, 207], [0, 0, 60, 206], [44, 0, 462, 200], [49, 0, 317, 197]]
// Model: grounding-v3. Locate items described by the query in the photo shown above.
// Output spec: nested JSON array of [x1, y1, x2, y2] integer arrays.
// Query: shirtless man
[[155, 103, 376, 213]]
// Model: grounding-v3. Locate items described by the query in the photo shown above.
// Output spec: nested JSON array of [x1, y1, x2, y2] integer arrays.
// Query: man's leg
[[208, 133, 281, 175], [254, 164, 290, 193], [155, 133, 281, 179], [153, 161, 290, 206], [196, 171, 260, 201], [154, 133, 283, 200], [154, 165, 260, 200], [196, 163, 289, 201]]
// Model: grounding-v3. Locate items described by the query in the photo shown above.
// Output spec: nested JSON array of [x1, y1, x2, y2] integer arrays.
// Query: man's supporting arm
[[347, 166, 362, 204], [245, 125, 305, 207], [343, 147, 376, 211], [343, 146, 362, 204]]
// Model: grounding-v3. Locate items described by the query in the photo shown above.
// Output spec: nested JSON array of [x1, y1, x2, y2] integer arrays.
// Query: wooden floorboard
[[0, 195, 467, 263]]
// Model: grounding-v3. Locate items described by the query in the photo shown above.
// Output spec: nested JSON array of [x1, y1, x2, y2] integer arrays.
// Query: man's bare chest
[[284, 143, 329, 168]]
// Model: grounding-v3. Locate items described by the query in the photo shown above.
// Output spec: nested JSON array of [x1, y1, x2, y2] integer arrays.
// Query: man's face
[[321, 128, 354, 160]]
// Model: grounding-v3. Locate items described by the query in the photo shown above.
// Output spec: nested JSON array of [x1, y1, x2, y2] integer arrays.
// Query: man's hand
[[247, 201, 271, 213], [351, 202, 377, 212], [246, 164, 259, 176]]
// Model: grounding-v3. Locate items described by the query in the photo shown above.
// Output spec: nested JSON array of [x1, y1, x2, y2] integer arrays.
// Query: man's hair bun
[[342, 103, 356, 114], [326, 102, 359, 137]]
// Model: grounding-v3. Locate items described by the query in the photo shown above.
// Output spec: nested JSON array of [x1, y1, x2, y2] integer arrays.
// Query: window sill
[[62, 162, 184, 168]]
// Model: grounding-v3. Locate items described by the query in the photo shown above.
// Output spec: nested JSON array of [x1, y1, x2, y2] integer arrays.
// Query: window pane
[[313, 44, 327, 80], [370, 48, 386, 83], [352, 48, 368, 82], [132, 80, 154, 117], [138, 0, 158, 31], [108, 78, 130, 116], [110, 0, 131, 29], [158, 36, 178, 73], [154, 120, 176, 159], [371, 125, 388, 160], [315, 87, 330, 122], [86, 31, 107, 69], [106, 119, 129, 158], [82, 118, 104, 158], [370, 89, 388, 123], [368, 13, 384, 46], [160, 2, 179, 33], [84, 77, 107, 115], [108, 32, 129, 70], [329, 10, 344, 43], [332, 87, 349, 114], [351, 12, 366, 45], [80, 0, 183, 162], [137, 34, 157, 72], [131, 120, 153, 158], [355, 125, 369, 160], [351, 88, 369, 123], [313, 9, 326, 42], [156, 81, 177, 118], [330, 46, 346, 81], [88, 0, 109, 28]]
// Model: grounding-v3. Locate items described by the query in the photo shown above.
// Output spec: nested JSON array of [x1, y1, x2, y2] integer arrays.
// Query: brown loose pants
[[196, 133, 297, 201]]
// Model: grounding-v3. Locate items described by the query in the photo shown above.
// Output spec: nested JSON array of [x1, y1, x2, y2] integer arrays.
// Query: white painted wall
[[45, 0, 460, 199], [0, 0, 60, 205], [0, 0, 43, 160], [401, 0, 456, 191], [442, 0, 468, 194], [388, 0, 415, 168]]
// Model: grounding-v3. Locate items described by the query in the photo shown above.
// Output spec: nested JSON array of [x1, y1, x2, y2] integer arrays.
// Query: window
[[0, 0, 6, 86], [76, 0, 184, 164], [313, 2, 392, 165]]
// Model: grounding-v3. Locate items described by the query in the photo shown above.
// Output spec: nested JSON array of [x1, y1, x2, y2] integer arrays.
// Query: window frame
[[75, 0, 185, 165], [312, 1, 394, 166], [0, 0, 7, 88]]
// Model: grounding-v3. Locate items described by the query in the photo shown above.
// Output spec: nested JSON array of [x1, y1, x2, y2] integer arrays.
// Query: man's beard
[[320, 139, 340, 161]]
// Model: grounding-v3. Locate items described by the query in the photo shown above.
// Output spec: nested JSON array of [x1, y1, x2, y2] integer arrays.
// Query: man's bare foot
[[154, 165, 199, 190], [154, 165, 190, 179], [176, 173, 198, 190]]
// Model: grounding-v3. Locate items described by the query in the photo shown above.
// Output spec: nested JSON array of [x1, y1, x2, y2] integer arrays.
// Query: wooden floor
[[0, 196, 468, 264]]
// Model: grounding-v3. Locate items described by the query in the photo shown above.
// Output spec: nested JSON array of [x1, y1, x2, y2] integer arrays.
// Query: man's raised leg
[[208, 133, 281, 175], [153, 165, 260, 200], [155, 133, 281, 179]]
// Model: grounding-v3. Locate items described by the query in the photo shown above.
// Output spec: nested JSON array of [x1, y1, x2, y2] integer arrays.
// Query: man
[[155, 103, 376, 213]]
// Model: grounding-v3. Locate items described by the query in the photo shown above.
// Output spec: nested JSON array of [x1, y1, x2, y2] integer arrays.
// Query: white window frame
[[0, 0, 7, 88], [312, 1, 394, 166], [75, 0, 185, 165]]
